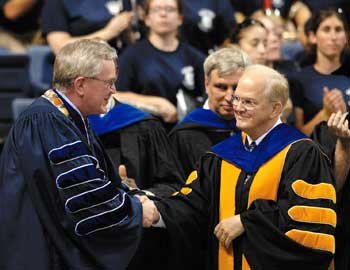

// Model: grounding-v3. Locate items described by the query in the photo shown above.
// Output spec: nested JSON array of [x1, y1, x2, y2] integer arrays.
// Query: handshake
[[136, 195, 161, 228]]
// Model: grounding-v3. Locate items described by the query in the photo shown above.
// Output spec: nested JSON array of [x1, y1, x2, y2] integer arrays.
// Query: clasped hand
[[135, 195, 160, 228]]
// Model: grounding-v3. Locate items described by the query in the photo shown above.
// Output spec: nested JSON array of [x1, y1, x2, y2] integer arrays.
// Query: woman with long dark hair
[[289, 9, 350, 135]]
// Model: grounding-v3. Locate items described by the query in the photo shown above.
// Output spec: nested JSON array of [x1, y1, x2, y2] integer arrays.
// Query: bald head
[[233, 65, 289, 140], [241, 65, 289, 108]]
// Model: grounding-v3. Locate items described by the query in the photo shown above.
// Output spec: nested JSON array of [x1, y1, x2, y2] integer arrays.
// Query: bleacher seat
[[0, 54, 31, 139], [27, 45, 54, 96]]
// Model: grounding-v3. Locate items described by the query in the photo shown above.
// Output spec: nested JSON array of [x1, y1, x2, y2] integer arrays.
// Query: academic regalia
[[88, 102, 185, 198], [157, 123, 336, 270], [89, 102, 185, 270], [0, 89, 142, 270], [169, 108, 238, 177], [312, 122, 350, 270]]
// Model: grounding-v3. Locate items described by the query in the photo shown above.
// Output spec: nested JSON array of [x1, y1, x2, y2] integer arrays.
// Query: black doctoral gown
[[157, 124, 336, 270], [0, 89, 142, 270]]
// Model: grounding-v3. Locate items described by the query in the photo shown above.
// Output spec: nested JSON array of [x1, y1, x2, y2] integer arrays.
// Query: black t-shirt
[[288, 66, 350, 123], [116, 39, 205, 106], [181, 0, 236, 54], [41, 0, 140, 49]]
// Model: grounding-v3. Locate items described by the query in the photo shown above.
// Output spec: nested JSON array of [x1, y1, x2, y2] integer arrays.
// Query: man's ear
[[271, 101, 283, 118], [204, 76, 210, 95], [73, 76, 86, 97]]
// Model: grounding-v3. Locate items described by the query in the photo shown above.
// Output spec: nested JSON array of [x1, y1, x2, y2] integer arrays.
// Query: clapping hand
[[323, 87, 347, 117], [327, 111, 350, 140]]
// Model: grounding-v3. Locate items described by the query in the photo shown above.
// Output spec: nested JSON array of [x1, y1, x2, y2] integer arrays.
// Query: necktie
[[244, 141, 256, 185], [246, 141, 256, 152]]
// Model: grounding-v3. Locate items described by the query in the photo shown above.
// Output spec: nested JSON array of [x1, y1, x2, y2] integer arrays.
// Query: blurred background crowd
[[0, 0, 349, 144]]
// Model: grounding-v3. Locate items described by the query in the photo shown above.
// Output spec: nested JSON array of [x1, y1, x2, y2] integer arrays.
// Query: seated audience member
[[225, 18, 268, 65], [88, 97, 184, 198], [0, 39, 145, 269], [169, 47, 248, 177], [144, 65, 336, 270], [224, 18, 293, 122], [0, 0, 44, 52], [251, 11, 299, 74], [116, 0, 205, 127], [288, 9, 350, 135], [180, 0, 236, 55], [311, 111, 350, 270], [41, 0, 142, 54]]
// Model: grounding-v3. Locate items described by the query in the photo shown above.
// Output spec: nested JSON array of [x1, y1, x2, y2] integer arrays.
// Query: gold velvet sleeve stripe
[[171, 171, 198, 196], [285, 229, 335, 254], [291, 180, 336, 204], [185, 170, 198, 185], [288, 206, 337, 228], [179, 187, 192, 195], [219, 161, 241, 270]]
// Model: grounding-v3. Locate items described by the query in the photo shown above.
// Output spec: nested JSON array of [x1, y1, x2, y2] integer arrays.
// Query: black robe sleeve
[[0, 105, 142, 270], [240, 140, 336, 270], [155, 153, 222, 270]]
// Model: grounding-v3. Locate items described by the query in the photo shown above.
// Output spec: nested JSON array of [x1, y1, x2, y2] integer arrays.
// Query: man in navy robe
[[0, 39, 145, 270]]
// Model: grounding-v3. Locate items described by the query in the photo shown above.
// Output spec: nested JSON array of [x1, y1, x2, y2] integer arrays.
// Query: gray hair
[[244, 64, 289, 107], [53, 39, 118, 89], [203, 47, 250, 80]]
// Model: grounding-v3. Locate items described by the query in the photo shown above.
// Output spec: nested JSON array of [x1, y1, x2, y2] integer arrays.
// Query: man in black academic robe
[[0, 40, 143, 270], [169, 47, 248, 176], [146, 65, 336, 270]]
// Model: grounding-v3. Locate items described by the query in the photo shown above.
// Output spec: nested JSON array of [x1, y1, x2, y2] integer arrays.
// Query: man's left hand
[[214, 215, 245, 250]]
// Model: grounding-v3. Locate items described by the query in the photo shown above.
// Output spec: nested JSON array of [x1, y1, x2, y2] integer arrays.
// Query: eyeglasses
[[149, 6, 178, 14], [231, 95, 258, 109], [86, 77, 116, 89]]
